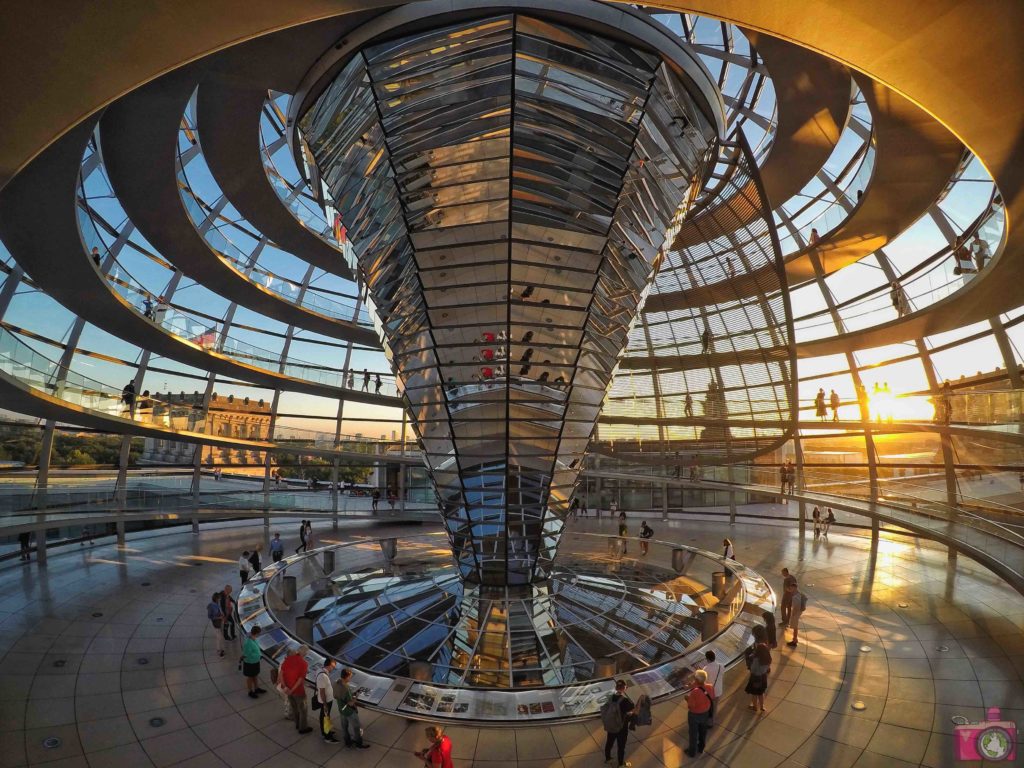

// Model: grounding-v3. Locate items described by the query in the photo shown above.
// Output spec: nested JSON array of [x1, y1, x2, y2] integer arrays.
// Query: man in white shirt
[[316, 659, 339, 743], [239, 551, 251, 585], [972, 233, 991, 271], [702, 650, 724, 727]]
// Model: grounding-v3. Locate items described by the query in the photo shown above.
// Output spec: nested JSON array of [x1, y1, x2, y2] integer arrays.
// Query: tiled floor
[[1, 514, 1021, 767]]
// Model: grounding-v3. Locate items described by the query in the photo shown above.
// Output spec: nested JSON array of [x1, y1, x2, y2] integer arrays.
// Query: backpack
[[601, 695, 625, 733], [634, 694, 652, 726], [750, 646, 772, 676]]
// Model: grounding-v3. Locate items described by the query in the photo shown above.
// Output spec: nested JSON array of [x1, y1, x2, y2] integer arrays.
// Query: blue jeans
[[341, 709, 363, 745], [688, 710, 710, 754]]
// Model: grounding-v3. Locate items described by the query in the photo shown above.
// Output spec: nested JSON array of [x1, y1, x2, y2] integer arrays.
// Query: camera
[[953, 707, 1017, 761]]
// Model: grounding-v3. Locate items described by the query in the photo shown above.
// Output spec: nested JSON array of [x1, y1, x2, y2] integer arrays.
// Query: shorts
[[243, 661, 261, 678]]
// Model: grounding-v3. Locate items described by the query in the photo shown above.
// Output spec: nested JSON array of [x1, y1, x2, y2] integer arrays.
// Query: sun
[[867, 389, 936, 422]]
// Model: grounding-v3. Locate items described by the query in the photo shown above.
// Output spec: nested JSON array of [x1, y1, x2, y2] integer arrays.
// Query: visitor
[[639, 521, 653, 556], [296, 520, 307, 554], [372, 489, 381, 513], [91, 246, 101, 268], [415, 726, 453, 768], [779, 464, 788, 496], [347, 372, 355, 389], [580, 501, 588, 518], [684, 391, 693, 418], [206, 592, 225, 657], [239, 551, 251, 585], [815, 388, 827, 421], [824, 508, 835, 536], [248, 546, 261, 574], [617, 516, 628, 555], [829, 389, 840, 421], [18, 531, 31, 562], [786, 460, 797, 494], [726, 256, 736, 280], [281, 645, 313, 734], [335, 667, 370, 748], [701, 650, 724, 727], [242, 626, 265, 698], [121, 381, 136, 418], [374, 374, 382, 394], [744, 627, 772, 712], [722, 538, 734, 578], [785, 582, 806, 647], [270, 533, 284, 563], [940, 381, 953, 425], [811, 506, 821, 538], [779, 568, 797, 626], [809, 227, 820, 245], [153, 295, 169, 326], [890, 281, 903, 316], [142, 296, 154, 319], [219, 584, 237, 642], [972, 232, 991, 271], [362, 369, 370, 392], [305, 520, 315, 550], [315, 658, 339, 742], [601, 679, 635, 768], [387, 487, 397, 510], [701, 328, 712, 355], [684, 668, 714, 757]]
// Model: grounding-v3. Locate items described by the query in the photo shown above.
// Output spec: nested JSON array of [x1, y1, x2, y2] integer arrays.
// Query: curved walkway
[[656, 0, 1024, 345], [0, 366, 415, 467], [594, 467, 1024, 596], [0, 116, 397, 407], [1, 516, 1020, 767], [99, 67, 377, 345], [196, 83, 354, 280], [596, 415, 1024, 447], [4, 4, 1022, 345], [663, 30, 851, 255], [4, 2, 1022, 342], [194, 16, 363, 283], [744, 29, 851, 210], [645, 76, 963, 314]]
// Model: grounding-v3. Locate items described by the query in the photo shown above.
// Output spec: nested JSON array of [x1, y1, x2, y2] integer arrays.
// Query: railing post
[[330, 457, 340, 529], [794, 437, 807, 537], [727, 464, 737, 525], [399, 409, 408, 515]]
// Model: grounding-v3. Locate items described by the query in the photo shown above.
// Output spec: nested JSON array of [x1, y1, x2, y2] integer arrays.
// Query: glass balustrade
[[0, 327, 402, 448], [77, 205, 399, 397], [178, 183, 372, 326]]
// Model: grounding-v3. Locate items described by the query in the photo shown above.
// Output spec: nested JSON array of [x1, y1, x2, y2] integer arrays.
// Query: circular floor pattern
[[0, 514, 1021, 767]]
